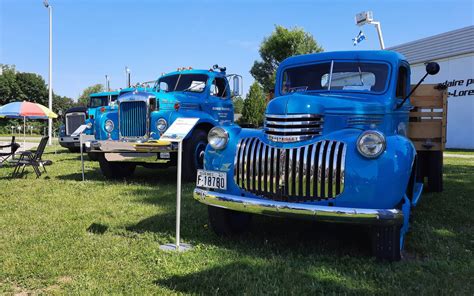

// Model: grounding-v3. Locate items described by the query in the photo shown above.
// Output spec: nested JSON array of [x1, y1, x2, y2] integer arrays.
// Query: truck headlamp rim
[[86, 122, 93, 129], [105, 120, 114, 133], [208, 127, 229, 150], [357, 130, 386, 158], [156, 118, 168, 132]]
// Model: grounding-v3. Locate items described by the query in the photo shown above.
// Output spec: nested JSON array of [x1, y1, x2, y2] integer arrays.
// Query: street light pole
[[44, 0, 53, 145]]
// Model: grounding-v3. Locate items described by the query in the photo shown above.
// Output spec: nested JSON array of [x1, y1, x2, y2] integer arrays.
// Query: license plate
[[196, 170, 227, 190], [160, 152, 170, 159]]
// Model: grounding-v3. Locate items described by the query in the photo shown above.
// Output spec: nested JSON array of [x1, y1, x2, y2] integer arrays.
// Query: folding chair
[[0, 136, 20, 166], [11, 136, 49, 178]]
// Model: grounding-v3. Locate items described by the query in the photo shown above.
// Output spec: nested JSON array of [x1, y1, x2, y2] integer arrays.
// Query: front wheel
[[98, 154, 136, 179], [371, 225, 402, 262], [208, 206, 252, 236], [182, 129, 208, 182]]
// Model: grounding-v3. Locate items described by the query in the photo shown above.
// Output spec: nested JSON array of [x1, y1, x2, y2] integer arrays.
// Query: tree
[[78, 84, 104, 106], [0, 65, 23, 105], [250, 25, 323, 92], [241, 82, 266, 127], [232, 96, 244, 114], [15, 72, 48, 106]]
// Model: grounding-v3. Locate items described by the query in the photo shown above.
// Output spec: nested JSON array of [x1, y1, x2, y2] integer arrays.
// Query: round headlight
[[86, 122, 93, 129], [208, 127, 229, 150], [357, 130, 386, 158], [156, 118, 168, 132], [105, 120, 114, 133]]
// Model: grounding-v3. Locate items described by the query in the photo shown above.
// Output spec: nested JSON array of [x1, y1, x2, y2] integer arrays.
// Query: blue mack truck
[[194, 51, 443, 261], [88, 66, 241, 181]]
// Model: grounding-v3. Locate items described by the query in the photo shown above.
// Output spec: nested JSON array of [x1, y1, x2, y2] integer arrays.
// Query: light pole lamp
[[44, 0, 53, 145], [355, 11, 385, 50]]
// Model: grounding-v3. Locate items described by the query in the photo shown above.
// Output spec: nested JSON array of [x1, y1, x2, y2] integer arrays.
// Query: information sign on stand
[[72, 125, 94, 181], [159, 118, 199, 252]]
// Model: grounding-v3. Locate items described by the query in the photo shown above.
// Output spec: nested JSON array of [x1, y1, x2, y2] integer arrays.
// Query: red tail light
[[174, 102, 180, 111]]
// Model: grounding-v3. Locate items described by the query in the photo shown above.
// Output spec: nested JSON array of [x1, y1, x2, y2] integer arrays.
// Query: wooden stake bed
[[408, 84, 448, 151]]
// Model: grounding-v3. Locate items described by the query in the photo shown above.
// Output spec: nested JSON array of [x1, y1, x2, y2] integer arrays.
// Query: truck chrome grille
[[234, 138, 346, 202], [264, 114, 323, 142], [119, 101, 147, 138], [65, 112, 86, 135]]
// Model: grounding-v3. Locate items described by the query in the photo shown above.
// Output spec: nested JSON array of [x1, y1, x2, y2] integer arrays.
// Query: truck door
[[205, 77, 234, 124]]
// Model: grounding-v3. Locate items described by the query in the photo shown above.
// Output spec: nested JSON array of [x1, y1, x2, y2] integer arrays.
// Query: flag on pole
[[353, 30, 366, 46]]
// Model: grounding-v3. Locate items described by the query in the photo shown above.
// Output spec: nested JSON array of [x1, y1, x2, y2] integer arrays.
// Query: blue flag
[[353, 30, 366, 46]]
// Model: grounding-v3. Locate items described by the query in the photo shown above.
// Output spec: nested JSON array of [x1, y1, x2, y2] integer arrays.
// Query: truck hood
[[266, 93, 387, 115]]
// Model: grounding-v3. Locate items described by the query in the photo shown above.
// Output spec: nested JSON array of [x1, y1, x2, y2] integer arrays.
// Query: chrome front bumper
[[86, 140, 176, 163], [194, 188, 403, 225]]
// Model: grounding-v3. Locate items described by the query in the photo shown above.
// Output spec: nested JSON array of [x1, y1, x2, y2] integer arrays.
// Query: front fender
[[150, 110, 219, 140], [95, 111, 119, 140]]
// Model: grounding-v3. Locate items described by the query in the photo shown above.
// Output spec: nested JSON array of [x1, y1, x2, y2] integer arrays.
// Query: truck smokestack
[[125, 66, 131, 87], [105, 75, 110, 92]]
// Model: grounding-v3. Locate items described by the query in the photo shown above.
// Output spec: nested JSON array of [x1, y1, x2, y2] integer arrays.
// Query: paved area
[[444, 153, 474, 159]]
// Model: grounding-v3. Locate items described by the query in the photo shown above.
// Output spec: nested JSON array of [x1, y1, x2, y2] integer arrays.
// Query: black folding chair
[[11, 136, 49, 178], [0, 136, 20, 166]]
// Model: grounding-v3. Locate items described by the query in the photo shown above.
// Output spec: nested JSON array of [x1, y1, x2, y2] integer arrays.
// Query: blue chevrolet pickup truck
[[87, 66, 242, 181], [194, 51, 441, 261]]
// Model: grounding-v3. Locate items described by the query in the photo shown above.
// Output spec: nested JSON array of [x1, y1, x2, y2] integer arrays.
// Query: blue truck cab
[[88, 66, 242, 181], [194, 51, 441, 261]]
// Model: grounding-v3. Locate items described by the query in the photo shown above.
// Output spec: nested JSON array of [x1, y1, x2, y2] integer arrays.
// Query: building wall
[[410, 53, 474, 149]]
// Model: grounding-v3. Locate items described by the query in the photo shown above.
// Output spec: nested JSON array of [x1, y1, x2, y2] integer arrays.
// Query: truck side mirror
[[425, 62, 440, 75], [231, 75, 242, 97]]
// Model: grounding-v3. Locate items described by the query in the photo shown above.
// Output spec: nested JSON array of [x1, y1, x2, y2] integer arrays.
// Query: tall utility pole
[[44, 0, 53, 145]]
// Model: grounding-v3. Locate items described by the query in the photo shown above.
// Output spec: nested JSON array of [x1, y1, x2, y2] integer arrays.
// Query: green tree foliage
[[78, 84, 104, 106], [250, 25, 323, 92], [241, 82, 266, 127], [15, 72, 49, 105], [0, 65, 23, 105], [232, 96, 244, 114]]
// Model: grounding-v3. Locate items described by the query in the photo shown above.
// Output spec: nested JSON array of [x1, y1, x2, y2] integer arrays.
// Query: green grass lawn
[[0, 148, 473, 295]]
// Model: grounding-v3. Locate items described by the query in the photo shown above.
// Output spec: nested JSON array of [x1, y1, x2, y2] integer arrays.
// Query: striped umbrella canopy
[[0, 101, 57, 119], [0, 101, 57, 148]]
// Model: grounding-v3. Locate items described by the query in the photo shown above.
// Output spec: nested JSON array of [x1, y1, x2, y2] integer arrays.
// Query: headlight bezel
[[208, 127, 229, 150], [105, 120, 114, 133], [356, 130, 386, 159], [86, 122, 93, 129], [156, 118, 168, 132]]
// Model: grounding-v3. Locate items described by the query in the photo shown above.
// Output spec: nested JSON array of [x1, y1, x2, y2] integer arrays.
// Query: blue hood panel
[[267, 93, 387, 115]]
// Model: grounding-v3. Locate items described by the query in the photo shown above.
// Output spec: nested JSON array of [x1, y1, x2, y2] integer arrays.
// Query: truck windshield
[[89, 95, 117, 108], [158, 74, 208, 93], [281, 61, 389, 94]]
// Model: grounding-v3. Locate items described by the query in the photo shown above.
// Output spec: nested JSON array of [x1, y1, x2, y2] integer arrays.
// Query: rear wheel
[[182, 129, 208, 182], [371, 225, 402, 262], [208, 206, 252, 236], [98, 154, 136, 179], [427, 151, 443, 192]]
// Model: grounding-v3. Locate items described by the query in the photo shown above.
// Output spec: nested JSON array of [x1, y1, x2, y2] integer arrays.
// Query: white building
[[389, 26, 474, 149]]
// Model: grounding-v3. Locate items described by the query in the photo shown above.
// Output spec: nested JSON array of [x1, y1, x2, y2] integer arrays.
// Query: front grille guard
[[234, 138, 346, 202]]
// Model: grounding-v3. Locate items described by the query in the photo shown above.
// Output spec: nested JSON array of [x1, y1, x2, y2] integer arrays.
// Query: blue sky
[[1, 0, 473, 100]]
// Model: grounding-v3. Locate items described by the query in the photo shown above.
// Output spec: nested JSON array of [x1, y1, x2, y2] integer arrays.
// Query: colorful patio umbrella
[[0, 101, 58, 147]]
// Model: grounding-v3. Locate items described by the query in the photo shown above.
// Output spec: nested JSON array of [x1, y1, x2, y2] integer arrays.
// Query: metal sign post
[[159, 118, 199, 252], [355, 11, 385, 49]]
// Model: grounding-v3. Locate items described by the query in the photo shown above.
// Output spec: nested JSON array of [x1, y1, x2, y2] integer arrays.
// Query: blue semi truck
[[194, 51, 444, 261], [59, 91, 119, 152], [87, 66, 242, 181]]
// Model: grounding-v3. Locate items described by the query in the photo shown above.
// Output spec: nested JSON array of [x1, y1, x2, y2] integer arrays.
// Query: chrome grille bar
[[234, 138, 346, 202], [264, 114, 324, 143]]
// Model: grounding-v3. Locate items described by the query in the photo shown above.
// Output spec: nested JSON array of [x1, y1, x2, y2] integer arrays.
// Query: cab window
[[210, 77, 229, 98], [396, 66, 408, 98]]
